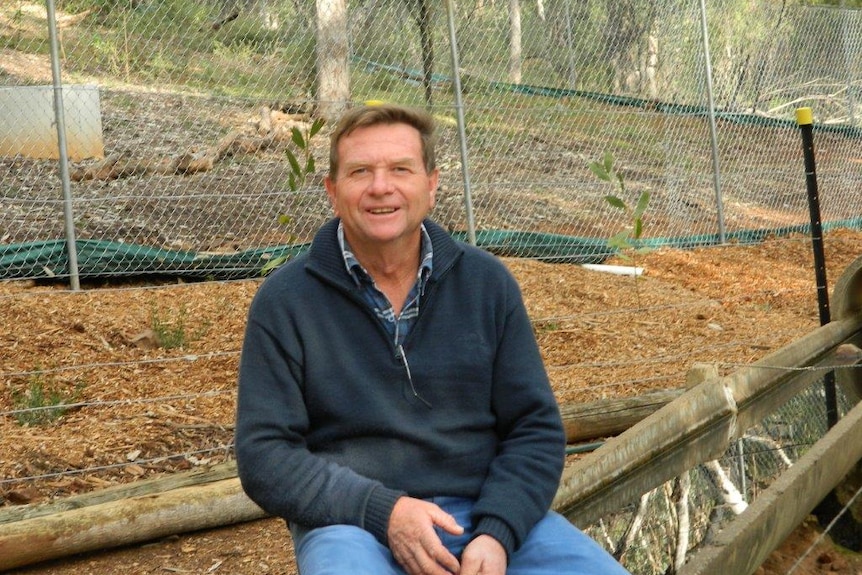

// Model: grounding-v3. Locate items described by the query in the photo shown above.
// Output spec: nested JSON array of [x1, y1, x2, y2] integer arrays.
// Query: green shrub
[[12, 372, 83, 426]]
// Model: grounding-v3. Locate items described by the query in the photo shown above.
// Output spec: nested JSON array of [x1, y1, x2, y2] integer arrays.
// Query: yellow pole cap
[[796, 107, 813, 126], [364, 100, 386, 106]]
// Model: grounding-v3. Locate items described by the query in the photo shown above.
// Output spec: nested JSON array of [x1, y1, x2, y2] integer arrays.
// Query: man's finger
[[432, 510, 465, 537]]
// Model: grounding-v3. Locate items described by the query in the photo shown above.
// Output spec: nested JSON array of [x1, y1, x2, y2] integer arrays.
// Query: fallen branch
[[0, 476, 265, 571], [71, 109, 310, 182]]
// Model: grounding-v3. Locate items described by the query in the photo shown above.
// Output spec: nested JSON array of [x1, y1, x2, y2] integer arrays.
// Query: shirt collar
[[337, 221, 434, 289]]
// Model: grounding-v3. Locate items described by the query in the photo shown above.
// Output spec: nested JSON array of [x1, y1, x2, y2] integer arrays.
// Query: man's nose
[[368, 169, 393, 193]]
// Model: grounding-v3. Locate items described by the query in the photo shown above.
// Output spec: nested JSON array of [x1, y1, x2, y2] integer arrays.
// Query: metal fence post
[[796, 106, 838, 430], [46, 0, 81, 291], [445, 0, 477, 246], [699, 0, 726, 245]]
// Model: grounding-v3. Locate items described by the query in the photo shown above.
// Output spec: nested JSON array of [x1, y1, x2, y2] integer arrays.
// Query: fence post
[[46, 0, 81, 291], [444, 0, 476, 246], [796, 106, 838, 429], [698, 0, 726, 244]]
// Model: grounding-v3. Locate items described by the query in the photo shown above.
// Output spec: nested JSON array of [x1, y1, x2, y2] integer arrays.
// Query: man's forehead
[[338, 126, 423, 161]]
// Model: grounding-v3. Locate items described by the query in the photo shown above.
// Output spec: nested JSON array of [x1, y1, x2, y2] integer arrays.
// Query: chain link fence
[[2, 1, 862, 572], [584, 376, 850, 574], [1, 0, 860, 282]]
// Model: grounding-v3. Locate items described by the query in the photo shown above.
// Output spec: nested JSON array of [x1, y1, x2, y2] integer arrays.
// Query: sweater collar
[[306, 218, 463, 287], [337, 221, 434, 290]]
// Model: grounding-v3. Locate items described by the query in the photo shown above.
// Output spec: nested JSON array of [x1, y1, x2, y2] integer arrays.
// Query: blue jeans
[[291, 497, 630, 575]]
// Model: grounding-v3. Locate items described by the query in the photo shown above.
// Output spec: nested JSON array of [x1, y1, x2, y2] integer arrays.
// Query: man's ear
[[324, 176, 339, 215], [428, 169, 439, 208]]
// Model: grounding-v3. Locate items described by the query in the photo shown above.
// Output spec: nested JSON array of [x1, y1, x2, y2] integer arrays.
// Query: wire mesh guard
[[2, 1, 862, 573], [582, 380, 845, 574], [1, 0, 862, 281]]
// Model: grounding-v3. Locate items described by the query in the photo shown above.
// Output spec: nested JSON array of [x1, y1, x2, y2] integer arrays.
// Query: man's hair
[[328, 103, 437, 179]]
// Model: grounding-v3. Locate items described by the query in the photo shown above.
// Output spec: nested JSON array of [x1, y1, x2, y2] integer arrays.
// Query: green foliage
[[261, 117, 325, 276], [150, 304, 191, 349], [285, 118, 325, 192], [589, 152, 651, 262], [12, 372, 83, 426], [535, 320, 561, 333], [56, 0, 116, 15], [805, 0, 862, 6]]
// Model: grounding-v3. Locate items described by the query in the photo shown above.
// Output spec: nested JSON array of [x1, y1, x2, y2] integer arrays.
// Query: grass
[[149, 303, 209, 349], [12, 372, 84, 426], [150, 304, 189, 349]]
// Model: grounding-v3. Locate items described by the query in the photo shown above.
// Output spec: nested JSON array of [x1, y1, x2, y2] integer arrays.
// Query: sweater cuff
[[473, 516, 517, 558], [363, 485, 405, 545]]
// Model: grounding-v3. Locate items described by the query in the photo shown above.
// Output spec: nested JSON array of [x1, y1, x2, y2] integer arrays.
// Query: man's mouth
[[368, 207, 397, 214]]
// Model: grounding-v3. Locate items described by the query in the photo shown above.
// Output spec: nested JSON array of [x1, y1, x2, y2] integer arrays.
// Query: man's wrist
[[473, 516, 516, 559], [363, 485, 406, 545]]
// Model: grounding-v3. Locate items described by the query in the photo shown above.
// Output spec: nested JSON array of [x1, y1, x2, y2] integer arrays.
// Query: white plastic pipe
[[581, 263, 644, 277]]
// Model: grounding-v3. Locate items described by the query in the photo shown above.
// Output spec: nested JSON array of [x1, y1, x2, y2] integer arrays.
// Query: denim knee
[[508, 512, 631, 575], [291, 524, 406, 575]]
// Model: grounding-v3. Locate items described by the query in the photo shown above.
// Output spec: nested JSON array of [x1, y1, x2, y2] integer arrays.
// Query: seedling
[[12, 372, 83, 426], [262, 117, 325, 275], [150, 304, 189, 349], [588, 152, 651, 263]]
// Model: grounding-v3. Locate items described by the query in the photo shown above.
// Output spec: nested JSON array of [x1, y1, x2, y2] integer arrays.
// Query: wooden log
[[555, 374, 738, 528], [678, 391, 862, 575], [831, 254, 862, 401], [0, 461, 238, 526], [70, 151, 124, 181], [69, 128, 283, 182], [0, 386, 681, 570], [0, 386, 678, 526], [554, 314, 862, 528], [560, 389, 684, 443], [0, 477, 266, 572]]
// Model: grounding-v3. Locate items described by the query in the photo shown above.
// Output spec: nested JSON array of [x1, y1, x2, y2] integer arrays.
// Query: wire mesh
[[1, 1, 862, 571], [0, 0, 861, 281], [582, 376, 855, 574]]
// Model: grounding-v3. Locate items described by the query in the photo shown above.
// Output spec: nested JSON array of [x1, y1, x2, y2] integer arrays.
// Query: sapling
[[285, 117, 325, 194], [588, 152, 651, 267], [262, 117, 325, 275], [588, 152, 651, 306]]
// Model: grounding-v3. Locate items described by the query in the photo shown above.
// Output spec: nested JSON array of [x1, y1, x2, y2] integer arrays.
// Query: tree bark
[[0, 477, 266, 572], [315, 0, 350, 121], [561, 388, 684, 443]]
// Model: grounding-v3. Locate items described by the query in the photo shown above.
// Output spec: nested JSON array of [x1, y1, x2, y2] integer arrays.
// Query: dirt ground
[[2, 228, 862, 574]]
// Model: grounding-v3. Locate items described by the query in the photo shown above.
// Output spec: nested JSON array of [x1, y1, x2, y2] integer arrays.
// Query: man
[[235, 103, 630, 575]]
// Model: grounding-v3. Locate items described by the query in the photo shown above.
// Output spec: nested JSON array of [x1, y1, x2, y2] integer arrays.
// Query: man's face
[[325, 123, 438, 250]]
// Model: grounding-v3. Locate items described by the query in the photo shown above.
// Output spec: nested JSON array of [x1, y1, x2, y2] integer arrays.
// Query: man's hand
[[459, 535, 507, 575], [388, 496, 464, 575]]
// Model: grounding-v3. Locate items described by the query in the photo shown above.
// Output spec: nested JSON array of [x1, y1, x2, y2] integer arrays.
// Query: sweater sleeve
[[234, 273, 404, 544], [469, 267, 566, 557]]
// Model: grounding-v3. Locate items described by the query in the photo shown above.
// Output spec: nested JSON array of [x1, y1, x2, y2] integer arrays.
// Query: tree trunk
[[0, 477, 266, 572], [315, 0, 350, 121], [508, 0, 522, 84], [415, 0, 435, 108]]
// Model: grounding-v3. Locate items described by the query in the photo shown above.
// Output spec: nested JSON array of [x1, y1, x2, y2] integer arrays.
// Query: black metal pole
[[796, 106, 838, 429]]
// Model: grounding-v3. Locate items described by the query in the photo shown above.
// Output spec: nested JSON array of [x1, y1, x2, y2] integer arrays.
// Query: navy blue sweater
[[235, 218, 565, 556]]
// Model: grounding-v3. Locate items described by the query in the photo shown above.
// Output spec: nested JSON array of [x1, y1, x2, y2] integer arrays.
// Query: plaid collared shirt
[[338, 222, 434, 347]]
